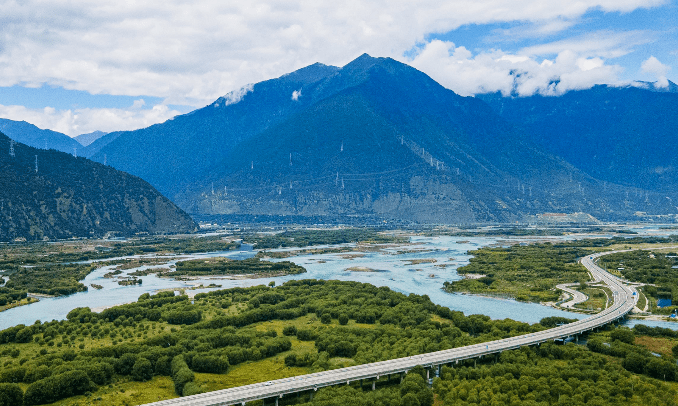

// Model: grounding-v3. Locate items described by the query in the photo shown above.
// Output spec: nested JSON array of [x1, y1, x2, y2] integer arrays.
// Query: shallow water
[[2, 234, 676, 330]]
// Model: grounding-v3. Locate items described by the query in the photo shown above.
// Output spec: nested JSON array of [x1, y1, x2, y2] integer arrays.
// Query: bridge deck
[[143, 250, 636, 406]]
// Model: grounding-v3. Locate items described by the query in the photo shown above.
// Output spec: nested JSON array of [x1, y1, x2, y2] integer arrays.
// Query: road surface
[[142, 250, 636, 406]]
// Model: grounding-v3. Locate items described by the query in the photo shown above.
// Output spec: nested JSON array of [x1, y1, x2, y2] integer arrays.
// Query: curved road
[[143, 250, 636, 406], [556, 283, 588, 309]]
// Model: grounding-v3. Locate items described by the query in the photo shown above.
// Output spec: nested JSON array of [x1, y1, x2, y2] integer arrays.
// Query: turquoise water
[[1, 234, 675, 331]]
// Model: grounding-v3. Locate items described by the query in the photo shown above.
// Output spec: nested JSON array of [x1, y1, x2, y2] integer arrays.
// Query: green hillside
[[0, 133, 196, 241]]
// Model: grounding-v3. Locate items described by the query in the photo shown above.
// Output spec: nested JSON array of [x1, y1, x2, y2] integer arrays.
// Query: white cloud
[[520, 30, 654, 59], [641, 56, 671, 87], [0, 103, 181, 137], [213, 83, 254, 107], [131, 99, 146, 109], [0, 0, 666, 106], [291, 89, 301, 101], [0, 0, 669, 133], [408, 40, 624, 96]]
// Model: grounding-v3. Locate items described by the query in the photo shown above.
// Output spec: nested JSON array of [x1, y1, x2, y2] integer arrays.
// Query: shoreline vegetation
[[0, 235, 241, 313], [0, 228, 400, 315], [441, 236, 678, 322], [164, 257, 306, 279], [0, 280, 677, 405], [2, 228, 678, 404]]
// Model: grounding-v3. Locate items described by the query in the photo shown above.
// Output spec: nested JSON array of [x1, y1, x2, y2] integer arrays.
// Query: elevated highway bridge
[[144, 250, 637, 406]]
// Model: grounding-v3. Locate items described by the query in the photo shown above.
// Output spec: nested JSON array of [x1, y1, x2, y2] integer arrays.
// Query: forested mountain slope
[[0, 133, 196, 241], [478, 85, 678, 193], [90, 55, 677, 223]]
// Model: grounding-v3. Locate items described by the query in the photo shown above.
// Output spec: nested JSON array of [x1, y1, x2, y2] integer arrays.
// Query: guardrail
[[143, 250, 636, 406]]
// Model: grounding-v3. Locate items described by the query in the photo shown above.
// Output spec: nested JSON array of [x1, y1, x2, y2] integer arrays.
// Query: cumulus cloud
[[0, 0, 669, 132], [407, 39, 624, 96], [0, 103, 181, 137], [0, 0, 666, 106], [641, 56, 671, 87]]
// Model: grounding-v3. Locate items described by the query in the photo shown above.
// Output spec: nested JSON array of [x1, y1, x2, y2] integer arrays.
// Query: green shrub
[[165, 310, 202, 325], [23, 370, 93, 406], [0, 367, 25, 383], [170, 355, 194, 396], [0, 383, 23, 406], [191, 355, 228, 374], [181, 382, 202, 396], [296, 329, 317, 341], [23, 365, 50, 383], [284, 353, 297, 367], [131, 359, 153, 382], [338, 314, 349, 325], [610, 327, 635, 344], [114, 353, 138, 375]]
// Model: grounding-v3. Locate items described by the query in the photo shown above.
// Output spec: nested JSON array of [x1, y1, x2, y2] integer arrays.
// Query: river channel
[[1, 234, 676, 331]]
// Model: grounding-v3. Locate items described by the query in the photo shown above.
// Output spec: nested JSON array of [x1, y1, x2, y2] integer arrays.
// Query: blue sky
[[0, 0, 675, 136]]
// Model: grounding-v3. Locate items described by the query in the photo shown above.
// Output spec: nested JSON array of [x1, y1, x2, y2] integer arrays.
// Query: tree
[[321, 313, 332, 324], [400, 373, 433, 406], [402, 392, 421, 406], [0, 383, 23, 406], [191, 355, 229, 374], [622, 352, 647, 374], [610, 327, 635, 344], [131, 358, 153, 382], [115, 353, 138, 375], [23, 370, 92, 406]]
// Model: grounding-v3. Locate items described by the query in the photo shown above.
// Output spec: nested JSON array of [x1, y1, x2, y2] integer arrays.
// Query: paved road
[[556, 283, 588, 309], [143, 250, 636, 406]]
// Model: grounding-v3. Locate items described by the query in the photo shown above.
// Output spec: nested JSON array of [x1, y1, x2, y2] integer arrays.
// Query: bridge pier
[[372, 380, 376, 391]]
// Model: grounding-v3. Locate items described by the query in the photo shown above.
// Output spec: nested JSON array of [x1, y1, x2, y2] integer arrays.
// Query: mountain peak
[[279, 62, 339, 84], [341, 53, 389, 73]]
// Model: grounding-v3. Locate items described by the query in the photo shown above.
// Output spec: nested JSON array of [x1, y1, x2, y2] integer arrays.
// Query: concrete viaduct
[[143, 250, 637, 406]]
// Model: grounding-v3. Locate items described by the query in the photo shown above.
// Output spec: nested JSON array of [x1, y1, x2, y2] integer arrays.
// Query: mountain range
[[76, 54, 676, 223], [477, 84, 678, 194], [3, 55, 677, 224], [0, 132, 196, 241], [0, 119, 82, 155]]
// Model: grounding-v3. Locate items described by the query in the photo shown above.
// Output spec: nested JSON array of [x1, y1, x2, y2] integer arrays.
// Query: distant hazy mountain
[[477, 84, 678, 193], [89, 54, 676, 223], [0, 132, 196, 241], [74, 130, 108, 147], [0, 118, 81, 154]]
